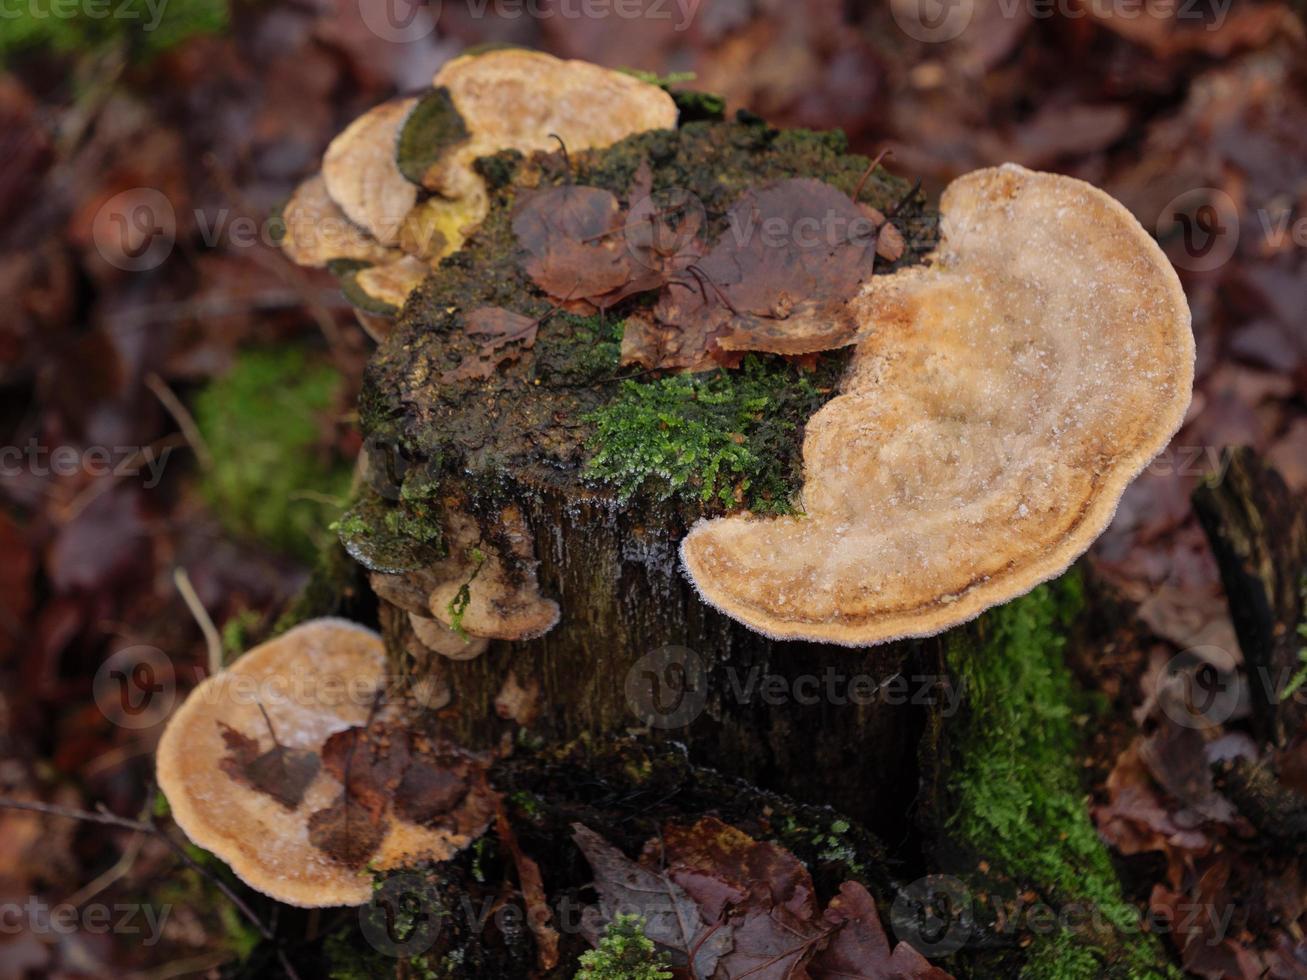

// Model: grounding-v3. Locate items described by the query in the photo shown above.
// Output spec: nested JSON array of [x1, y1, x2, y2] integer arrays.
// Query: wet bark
[[1193, 447, 1307, 747], [387, 472, 938, 846]]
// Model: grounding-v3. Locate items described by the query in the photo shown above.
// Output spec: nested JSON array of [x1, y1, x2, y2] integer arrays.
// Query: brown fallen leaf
[[659, 816, 816, 920], [496, 802, 559, 971], [394, 754, 470, 824], [654, 178, 879, 363], [441, 305, 543, 382], [320, 721, 411, 822], [308, 721, 483, 868], [307, 795, 389, 869], [717, 891, 833, 980], [572, 823, 734, 977], [217, 710, 320, 811], [512, 184, 639, 309], [811, 881, 953, 980]]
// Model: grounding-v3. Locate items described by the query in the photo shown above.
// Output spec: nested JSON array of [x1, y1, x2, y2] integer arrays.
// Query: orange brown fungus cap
[[277, 50, 676, 335], [155, 619, 496, 907], [429, 48, 678, 187], [681, 164, 1195, 646], [321, 97, 419, 247]]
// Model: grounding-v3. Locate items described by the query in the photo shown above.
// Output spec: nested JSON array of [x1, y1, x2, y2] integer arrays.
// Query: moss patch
[[577, 914, 672, 980], [584, 353, 846, 512], [195, 348, 352, 562], [1, 0, 227, 62], [398, 87, 471, 186], [943, 576, 1178, 979]]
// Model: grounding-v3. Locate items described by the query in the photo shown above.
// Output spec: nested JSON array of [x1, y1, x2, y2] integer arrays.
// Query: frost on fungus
[[155, 620, 497, 907], [681, 165, 1195, 646]]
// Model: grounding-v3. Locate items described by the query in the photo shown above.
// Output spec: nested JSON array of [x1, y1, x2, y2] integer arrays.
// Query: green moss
[[194, 347, 352, 562], [335, 486, 446, 575], [577, 915, 673, 980], [944, 575, 1178, 979], [583, 353, 845, 512], [0, 0, 227, 62], [444, 545, 486, 638], [220, 608, 263, 661]]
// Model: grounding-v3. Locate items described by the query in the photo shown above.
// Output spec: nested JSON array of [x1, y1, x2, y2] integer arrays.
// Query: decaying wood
[[1193, 447, 1307, 747]]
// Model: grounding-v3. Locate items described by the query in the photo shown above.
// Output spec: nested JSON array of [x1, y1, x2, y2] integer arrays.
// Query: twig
[[549, 133, 572, 176], [145, 373, 213, 471], [62, 829, 146, 908], [851, 147, 892, 205], [60, 433, 188, 523], [174, 566, 224, 676], [0, 797, 303, 980]]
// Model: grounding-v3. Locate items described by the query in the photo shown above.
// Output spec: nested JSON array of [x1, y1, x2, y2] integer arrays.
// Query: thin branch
[[145, 372, 213, 471], [851, 147, 892, 205], [174, 566, 224, 676], [0, 797, 303, 980]]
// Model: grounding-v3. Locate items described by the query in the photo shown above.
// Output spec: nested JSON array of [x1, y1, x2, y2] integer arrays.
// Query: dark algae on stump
[[358, 115, 932, 507]]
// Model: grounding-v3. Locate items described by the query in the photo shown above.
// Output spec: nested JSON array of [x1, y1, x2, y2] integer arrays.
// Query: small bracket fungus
[[681, 164, 1194, 645], [156, 619, 496, 907], [277, 49, 676, 339], [321, 96, 419, 247], [367, 502, 560, 653]]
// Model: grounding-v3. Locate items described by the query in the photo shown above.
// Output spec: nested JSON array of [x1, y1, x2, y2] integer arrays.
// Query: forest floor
[[1, 1, 1304, 977]]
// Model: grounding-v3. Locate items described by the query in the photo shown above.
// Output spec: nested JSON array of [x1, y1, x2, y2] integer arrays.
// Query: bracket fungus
[[277, 49, 676, 338], [156, 619, 496, 907], [366, 502, 560, 658], [681, 164, 1194, 646]]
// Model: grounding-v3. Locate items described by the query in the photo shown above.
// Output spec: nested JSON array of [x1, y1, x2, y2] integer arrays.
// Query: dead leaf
[[659, 816, 816, 920], [812, 881, 953, 979], [654, 178, 879, 362], [320, 721, 411, 821], [572, 823, 733, 977], [218, 719, 320, 811], [309, 721, 481, 867], [512, 184, 654, 309], [393, 756, 469, 824], [307, 796, 389, 869], [441, 305, 542, 382]]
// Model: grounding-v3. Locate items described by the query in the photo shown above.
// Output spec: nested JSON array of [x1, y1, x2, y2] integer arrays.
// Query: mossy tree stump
[[340, 114, 941, 840], [327, 109, 1175, 976]]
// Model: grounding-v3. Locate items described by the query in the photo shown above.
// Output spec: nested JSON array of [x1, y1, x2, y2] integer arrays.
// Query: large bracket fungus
[[681, 164, 1195, 645], [156, 619, 497, 907]]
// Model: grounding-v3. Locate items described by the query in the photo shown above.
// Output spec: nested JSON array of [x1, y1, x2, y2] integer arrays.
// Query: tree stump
[[1193, 447, 1307, 747], [316, 109, 1176, 976], [340, 114, 939, 841]]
